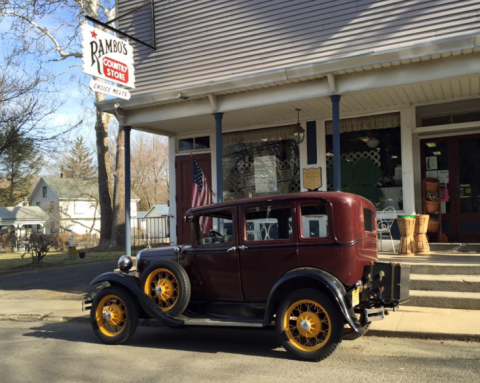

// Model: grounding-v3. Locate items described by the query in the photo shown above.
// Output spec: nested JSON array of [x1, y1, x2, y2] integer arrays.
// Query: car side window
[[245, 205, 292, 241], [195, 210, 234, 246], [364, 209, 375, 232], [300, 204, 329, 238]]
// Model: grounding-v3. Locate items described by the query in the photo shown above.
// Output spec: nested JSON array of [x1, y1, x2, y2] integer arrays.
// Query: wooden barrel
[[398, 218, 416, 236], [414, 233, 430, 253], [426, 200, 440, 213], [424, 178, 440, 193], [400, 236, 415, 255], [428, 220, 440, 233], [415, 215, 429, 234]]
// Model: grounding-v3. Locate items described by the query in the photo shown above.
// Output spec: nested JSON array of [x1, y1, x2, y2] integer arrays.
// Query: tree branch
[[1, 10, 82, 60]]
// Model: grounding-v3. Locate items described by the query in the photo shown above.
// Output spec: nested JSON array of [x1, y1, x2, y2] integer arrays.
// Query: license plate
[[352, 287, 360, 307]]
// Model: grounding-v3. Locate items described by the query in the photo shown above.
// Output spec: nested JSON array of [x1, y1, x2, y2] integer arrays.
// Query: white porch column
[[168, 136, 177, 245], [300, 120, 327, 192], [400, 108, 416, 215]]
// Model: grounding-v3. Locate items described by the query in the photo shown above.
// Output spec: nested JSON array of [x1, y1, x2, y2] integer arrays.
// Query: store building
[[99, 0, 480, 245]]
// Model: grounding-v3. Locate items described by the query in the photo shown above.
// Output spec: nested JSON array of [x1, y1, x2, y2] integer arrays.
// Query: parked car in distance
[[85, 192, 410, 361]]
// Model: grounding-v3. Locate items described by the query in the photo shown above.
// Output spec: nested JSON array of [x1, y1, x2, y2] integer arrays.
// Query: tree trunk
[[94, 93, 113, 248], [111, 126, 126, 248]]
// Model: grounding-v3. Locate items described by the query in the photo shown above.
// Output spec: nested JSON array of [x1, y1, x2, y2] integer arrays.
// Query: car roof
[[186, 191, 374, 215]]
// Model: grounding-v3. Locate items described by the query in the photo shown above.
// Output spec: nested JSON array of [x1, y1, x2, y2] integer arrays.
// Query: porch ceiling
[[134, 73, 480, 136]]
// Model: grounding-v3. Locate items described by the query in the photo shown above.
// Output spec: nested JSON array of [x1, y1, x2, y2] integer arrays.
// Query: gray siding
[[117, 0, 480, 95]]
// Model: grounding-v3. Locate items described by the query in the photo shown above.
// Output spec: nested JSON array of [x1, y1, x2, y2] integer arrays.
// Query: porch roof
[[98, 35, 480, 136]]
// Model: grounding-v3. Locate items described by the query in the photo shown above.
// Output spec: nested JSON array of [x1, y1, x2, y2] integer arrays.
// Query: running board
[[180, 316, 264, 328]]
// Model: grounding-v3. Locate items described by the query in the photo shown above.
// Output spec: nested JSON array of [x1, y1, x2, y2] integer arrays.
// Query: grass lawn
[[0, 250, 124, 274]]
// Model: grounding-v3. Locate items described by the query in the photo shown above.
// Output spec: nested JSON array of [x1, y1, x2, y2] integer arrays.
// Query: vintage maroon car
[[85, 192, 409, 361]]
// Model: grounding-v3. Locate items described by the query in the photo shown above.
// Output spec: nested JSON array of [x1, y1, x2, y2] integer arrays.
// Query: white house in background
[[28, 176, 139, 235], [0, 206, 49, 236], [143, 204, 170, 241]]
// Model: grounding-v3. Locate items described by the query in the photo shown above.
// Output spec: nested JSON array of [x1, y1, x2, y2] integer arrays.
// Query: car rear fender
[[90, 272, 184, 328], [264, 267, 362, 333]]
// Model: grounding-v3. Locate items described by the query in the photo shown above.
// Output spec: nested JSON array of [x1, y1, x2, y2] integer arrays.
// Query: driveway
[[0, 260, 116, 299]]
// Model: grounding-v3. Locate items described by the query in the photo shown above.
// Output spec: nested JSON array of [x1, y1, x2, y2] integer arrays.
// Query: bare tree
[[1, 0, 119, 248], [131, 133, 169, 211]]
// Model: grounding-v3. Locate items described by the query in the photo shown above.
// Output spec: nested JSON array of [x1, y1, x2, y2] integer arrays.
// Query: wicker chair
[[377, 206, 397, 253]]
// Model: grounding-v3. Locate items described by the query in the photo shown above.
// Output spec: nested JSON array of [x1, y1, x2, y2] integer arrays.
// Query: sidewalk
[[1, 299, 479, 341]]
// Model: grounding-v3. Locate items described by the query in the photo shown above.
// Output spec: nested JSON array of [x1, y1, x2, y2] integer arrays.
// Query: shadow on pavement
[[23, 321, 290, 361]]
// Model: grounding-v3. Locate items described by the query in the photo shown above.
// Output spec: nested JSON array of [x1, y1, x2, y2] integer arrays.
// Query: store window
[[222, 126, 300, 201], [325, 113, 402, 211], [416, 99, 480, 128], [179, 136, 210, 152], [244, 205, 293, 241]]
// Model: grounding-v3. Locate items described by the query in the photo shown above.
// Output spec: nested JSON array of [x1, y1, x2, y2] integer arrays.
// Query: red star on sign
[[91, 30, 98, 39]]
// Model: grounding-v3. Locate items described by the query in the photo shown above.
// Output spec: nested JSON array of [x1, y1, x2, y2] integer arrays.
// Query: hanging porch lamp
[[294, 108, 305, 144]]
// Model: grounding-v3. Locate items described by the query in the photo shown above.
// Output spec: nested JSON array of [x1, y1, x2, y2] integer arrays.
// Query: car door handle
[[238, 245, 248, 250], [227, 246, 237, 252]]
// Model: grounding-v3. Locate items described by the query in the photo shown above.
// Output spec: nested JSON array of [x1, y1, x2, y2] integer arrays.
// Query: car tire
[[343, 323, 370, 341], [90, 285, 139, 345], [276, 288, 343, 362], [140, 260, 191, 318]]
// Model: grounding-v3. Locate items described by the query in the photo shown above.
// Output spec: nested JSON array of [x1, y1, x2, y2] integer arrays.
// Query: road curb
[[367, 329, 480, 342]]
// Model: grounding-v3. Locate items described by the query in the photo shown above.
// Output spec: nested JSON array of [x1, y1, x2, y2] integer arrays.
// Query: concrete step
[[410, 264, 480, 276], [408, 290, 480, 310], [410, 274, 480, 293]]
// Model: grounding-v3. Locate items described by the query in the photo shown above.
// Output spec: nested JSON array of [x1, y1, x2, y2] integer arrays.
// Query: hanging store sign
[[81, 23, 135, 89], [89, 80, 131, 100], [303, 167, 322, 191]]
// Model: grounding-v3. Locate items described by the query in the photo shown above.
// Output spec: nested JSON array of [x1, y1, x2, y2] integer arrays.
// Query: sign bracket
[[85, 0, 156, 50]]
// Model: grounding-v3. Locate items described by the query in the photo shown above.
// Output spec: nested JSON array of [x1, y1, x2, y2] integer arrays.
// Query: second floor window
[[42, 186, 47, 198]]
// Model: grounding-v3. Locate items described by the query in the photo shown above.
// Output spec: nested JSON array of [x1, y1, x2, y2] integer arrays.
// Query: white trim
[[413, 120, 480, 134], [400, 108, 416, 215], [168, 137, 177, 245]]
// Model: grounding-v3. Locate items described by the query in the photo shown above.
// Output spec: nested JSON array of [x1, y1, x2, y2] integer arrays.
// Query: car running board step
[[179, 316, 264, 328]]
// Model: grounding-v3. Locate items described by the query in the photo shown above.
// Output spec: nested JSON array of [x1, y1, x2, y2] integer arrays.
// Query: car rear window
[[364, 209, 375, 232], [300, 204, 329, 238], [245, 205, 293, 241]]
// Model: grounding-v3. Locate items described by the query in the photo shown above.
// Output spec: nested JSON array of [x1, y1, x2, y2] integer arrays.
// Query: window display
[[325, 113, 402, 210]]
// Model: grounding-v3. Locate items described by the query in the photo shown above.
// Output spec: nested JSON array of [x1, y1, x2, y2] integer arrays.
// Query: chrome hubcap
[[300, 320, 311, 331], [155, 285, 163, 295], [103, 312, 112, 321]]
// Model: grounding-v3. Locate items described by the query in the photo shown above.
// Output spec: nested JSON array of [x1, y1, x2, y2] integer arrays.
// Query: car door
[[180, 207, 244, 302], [238, 201, 298, 302]]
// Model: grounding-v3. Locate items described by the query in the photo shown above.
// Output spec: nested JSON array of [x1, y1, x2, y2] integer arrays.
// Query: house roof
[[42, 177, 100, 200], [0, 206, 49, 222], [32, 177, 139, 201], [144, 204, 170, 217], [153, 204, 169, 216]]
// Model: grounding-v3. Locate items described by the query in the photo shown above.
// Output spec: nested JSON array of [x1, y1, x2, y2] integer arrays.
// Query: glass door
[[421, 134, 480, 242], [456, 135, 480, 241]]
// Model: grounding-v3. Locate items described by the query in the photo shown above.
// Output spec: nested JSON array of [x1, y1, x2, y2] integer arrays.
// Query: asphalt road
[[0, 260, 116, 298], [1, 321, 479, 383]]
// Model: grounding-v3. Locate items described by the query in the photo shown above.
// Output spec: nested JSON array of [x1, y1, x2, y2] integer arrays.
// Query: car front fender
[[265, 267, 363, 334], [90, 272, 184, 328]]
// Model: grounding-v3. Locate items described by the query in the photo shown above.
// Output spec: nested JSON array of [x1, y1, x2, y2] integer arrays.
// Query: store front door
[[175, 153, 212, 244], [421, 134, 480, 242]]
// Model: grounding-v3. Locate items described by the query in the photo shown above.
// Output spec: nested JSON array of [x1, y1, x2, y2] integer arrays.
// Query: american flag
[[191, 157, 212, 234]]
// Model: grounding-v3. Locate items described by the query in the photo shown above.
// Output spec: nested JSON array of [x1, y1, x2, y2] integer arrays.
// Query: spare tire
[[140, 260, 191, 317]]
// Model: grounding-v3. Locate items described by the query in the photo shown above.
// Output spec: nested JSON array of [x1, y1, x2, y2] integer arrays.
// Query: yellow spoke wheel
[[283, 299, 332, 352], [95, 295, 128, 337], [144, 268, 180, 312]]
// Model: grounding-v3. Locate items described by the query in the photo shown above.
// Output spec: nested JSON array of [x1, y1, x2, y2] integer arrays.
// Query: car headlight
[[118, 255, 133, 273]]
